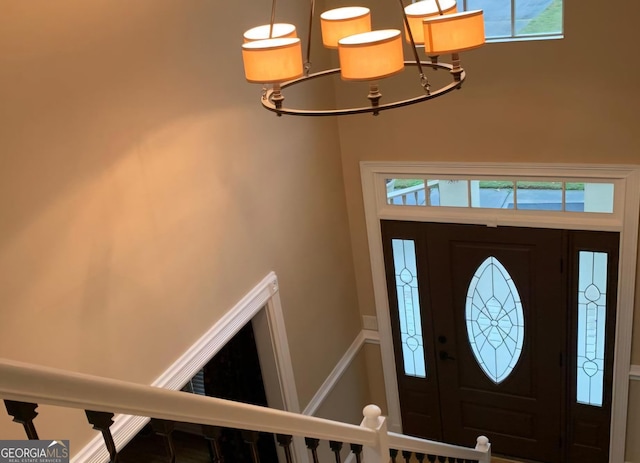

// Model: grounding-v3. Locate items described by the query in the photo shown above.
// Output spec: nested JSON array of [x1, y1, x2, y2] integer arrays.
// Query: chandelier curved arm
[[261, 61, 464, 117]]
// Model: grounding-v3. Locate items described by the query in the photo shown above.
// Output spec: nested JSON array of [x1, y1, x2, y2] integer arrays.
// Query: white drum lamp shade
[[320, 7, 371, 49], [404, 0, 457, 44], [423, 10, 485, 54], [243, 23, 297, 42], [338, 29, 404, 81], [242, 38, 304, 83]]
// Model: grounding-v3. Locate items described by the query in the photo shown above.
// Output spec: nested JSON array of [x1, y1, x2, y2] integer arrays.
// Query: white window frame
[[361, 162, 640, 463]]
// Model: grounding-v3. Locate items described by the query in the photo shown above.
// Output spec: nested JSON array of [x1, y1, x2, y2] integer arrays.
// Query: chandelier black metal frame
[[241, 0, 484, 117]]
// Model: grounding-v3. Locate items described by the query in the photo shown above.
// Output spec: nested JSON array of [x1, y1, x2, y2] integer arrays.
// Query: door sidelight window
[[577, 251, 608, 407], [391, 239, 427, 378]]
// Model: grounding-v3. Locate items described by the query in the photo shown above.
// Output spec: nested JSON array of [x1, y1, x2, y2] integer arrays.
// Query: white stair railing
[[0, 358, 490, 463], [388, 431, 491, 462]]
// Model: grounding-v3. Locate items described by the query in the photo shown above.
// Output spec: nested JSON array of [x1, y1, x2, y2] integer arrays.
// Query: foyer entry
[[381, 221, 618, 463]]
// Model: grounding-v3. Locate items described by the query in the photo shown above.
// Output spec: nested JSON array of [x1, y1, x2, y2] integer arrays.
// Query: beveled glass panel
[[577, 251, 608, 407], [466, 256, 524, 383], [391, 239, 427, 378]]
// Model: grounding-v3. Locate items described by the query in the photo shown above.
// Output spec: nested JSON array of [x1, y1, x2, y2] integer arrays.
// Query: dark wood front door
[[382, 221, 618, 463], [425, 223, 565, 463]]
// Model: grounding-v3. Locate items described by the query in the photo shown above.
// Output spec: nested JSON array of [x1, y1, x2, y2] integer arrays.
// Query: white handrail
[[0, 358, 491, 463], [0, 358, 375, 445], [388, 432, 491, 463]]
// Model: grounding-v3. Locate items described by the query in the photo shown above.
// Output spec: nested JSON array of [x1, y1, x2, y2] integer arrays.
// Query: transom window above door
[[385, 178, 615, 214]]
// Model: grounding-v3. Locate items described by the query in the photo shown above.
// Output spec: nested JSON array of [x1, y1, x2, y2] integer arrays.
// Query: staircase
[[0, 358, 491, 463]]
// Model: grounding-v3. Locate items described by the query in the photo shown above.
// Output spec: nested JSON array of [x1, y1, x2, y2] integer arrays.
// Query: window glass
[[457, 0, 563, 40], [582, 183, 614, 214], [515, 0, 563, 37], [424, 180, 442, 206], [386, 178, 426, 206], [514, 181, 563, 211], [577, 251, 608, 407], [391, 239, 427, 378], [470, 180, 514, 209], [466, 256, 524, 383], [466, 0, 511, 38], [563, 182, 585, 212], [432, 180, 470, 207], [383, 178, 614, 213]]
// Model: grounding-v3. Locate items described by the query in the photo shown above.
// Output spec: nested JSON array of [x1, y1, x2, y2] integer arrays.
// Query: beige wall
[[0, 0, 362, 451], [314, 348, 372, 425], [2, 0, 639, 458], [363, 343, 388, 415], [327, 0, 640, 457]]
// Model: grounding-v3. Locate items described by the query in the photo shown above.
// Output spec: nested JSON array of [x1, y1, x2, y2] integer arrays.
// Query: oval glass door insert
[[466, 256, 524, 384]]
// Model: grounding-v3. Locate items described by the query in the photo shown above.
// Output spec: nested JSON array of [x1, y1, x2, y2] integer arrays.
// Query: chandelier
[[241, 0, 485, 116]]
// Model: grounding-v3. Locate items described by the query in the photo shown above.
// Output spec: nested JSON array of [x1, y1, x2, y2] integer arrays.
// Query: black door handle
[[439, 350, 456, 361]]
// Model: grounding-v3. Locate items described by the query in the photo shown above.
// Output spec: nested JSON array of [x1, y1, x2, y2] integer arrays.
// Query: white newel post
[[475, 435, 491, 463], [361, 405, 389, 463]]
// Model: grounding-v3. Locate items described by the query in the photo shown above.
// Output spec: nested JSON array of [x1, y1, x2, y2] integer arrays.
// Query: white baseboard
[[630, 365, 640, 381]]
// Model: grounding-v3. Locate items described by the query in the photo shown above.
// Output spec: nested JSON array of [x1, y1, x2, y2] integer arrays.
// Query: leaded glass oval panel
[[466, 256, 524, 384]]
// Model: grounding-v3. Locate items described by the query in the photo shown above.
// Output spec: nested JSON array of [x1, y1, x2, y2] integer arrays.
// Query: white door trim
[[360, 162, 640, 463]]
